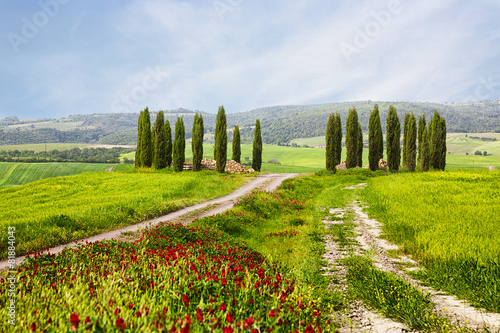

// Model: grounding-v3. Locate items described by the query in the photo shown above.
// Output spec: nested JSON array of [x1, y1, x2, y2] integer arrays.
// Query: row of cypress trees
[[135, 106, 262, 173], [325, 105, 447, 172]]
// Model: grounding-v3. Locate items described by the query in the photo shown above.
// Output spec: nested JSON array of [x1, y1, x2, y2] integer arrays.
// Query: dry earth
[[322, 183, 500, 332]]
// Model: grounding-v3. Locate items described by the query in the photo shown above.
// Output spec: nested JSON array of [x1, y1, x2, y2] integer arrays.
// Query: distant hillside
[[1, 100, 499, 146]]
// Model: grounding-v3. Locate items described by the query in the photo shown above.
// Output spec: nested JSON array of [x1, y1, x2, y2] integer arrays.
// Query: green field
[[0, 162, 115, 189], [0, 170, 250, 258], [363, 170, 500, 311], [0, 143, 90, 152]]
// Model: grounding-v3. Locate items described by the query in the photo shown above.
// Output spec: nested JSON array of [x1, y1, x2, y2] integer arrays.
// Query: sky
[[1, 0, 500, 119]]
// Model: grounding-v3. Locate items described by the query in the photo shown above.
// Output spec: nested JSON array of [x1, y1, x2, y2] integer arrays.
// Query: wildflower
[[226, 312, 234, 323], [136, 311, 142, 317], [183, 294, 189, 307], [30, 323, 36, 332], [116, 318, 126, 329], [220, 303, 226, 311], [268, 309, 276, 317], [196, 308, 204, 322], [70, 313, 80, 331], [115, 308, 121, 315], [84, 317, 92, 324]]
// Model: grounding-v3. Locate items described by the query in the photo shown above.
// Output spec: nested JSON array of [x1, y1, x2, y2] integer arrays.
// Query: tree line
[[0, 147, 131, 163], [325, 105, 447, 172], [134, 107, 263, 172]]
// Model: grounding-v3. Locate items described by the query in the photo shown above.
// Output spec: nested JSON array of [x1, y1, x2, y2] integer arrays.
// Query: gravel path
[[0, 173, 298, 272]]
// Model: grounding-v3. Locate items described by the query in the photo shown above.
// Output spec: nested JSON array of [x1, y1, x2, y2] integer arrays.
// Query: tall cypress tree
[[345, 107, 359, 168], [429, 110, 446, 170], [386, 105, 401, 172], [439, 117, 447, 171], [334, 113, 342, 166], [403, 113, 411, 168], [165, 119, 172, 167], [407, 113, 417, 172], [356, 123, 363, 167], [153, 111, 167, 170], [135, 111, 144, 168], [252, 119, 262, 172], [140, 107, 153, 168], [173, 117, 185, 172], [417, 114, 426, 165], [368, 105, 383, 171], [325, 113, 336, 171], [422, 125, 430, 172], [232, 125, 241, 163], [214, 106, 227, 173], [192, 114, 204, 171]]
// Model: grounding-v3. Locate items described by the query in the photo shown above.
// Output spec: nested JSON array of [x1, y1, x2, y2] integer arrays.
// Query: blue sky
[[1, 0, 500, 119]]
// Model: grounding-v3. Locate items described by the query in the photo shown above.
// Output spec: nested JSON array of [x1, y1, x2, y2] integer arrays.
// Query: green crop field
[[0, 143, 89, 152], [0, 170, 250, 258], [0, 162, 115, 189], [362, 170, 500, 311]]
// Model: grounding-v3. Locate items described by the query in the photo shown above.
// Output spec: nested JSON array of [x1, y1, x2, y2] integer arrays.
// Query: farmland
[[0, 171, 250, 258], [0, 162, 115, 189]]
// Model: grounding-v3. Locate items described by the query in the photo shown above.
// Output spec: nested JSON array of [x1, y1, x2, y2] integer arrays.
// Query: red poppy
[[136, 311, 142, 317], [305, 325, 315, 333], [244, 316, 254, 329], [219, 303, 226, 311], [196, 308, 204, 322], [182, 294, 189, 307], [223, 326, 234, 333], [116, 318, 126, 329], [226, 312, 234, 323], [268, 309, 276, 317], [30, 323, 36, 332], [70, 313, 80, 330], [114, 308, 121, 315], [129, 303, 134, 309], [47, 318, 52, 324], [84, 317, 91, 324]]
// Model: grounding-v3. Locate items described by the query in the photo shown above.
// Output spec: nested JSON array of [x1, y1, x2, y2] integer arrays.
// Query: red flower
[[116, 318, 126, 329], [226, 312, 234, 323], [136, 311, 142, 317], [221, 277, 227, 286], [244, 316, 254, 329], [268, 309, 276, 317], [47, 318, 52, 324], [30, 323, 36, 332], [219, 303, 226, 311], [223, 326, 234, 333], [84, 317, 92, 324], [183, 294, 189, 307], [249, 298, 254, 304], [129, 303, 134, 309], [196, 308, 204, 322], [305, 325, 315, 333], [70, 313, 80, 330]]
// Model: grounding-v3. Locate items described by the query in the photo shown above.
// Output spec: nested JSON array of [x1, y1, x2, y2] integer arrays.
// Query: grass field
[[0, 143, 89, 152], [362, 170, 500, 311], [0, 162, 115, 189], [0, 170, 250, 258]]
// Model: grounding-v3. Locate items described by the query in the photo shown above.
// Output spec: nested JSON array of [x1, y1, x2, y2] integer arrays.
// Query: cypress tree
[[165, 119, 172, 167], [422, 125, 430, 172], [368, 105, 383, 171], [140, 107, 153, 168], [334, 113, 342, 166], [345, 107, 359, 168], [403, 113, 410, 168], [232, 125, 241, 163], [439, 117, 447, 170], [356, 123, 363, 167], [173, 117, 185, 172], [407, 113, 417, 172], [252, 119, 262, 172], [325, 113, 336, 171], [386, 105, 401, 172], [417, 114, 426, 165], [135, 111, 144, 168], [429, 110, 446, 170], [153, 111, 167, 170], [214, 106, 227, 173], [192, 114, 204, 171]]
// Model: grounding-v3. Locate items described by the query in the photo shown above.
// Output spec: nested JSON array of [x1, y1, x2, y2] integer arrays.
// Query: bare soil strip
[[0, 173, 297, 272], [324, 182, 499, 332]]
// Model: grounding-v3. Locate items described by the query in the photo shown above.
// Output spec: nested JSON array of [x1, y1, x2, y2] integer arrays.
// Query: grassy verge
[[362, 170, 500, 312], [0, 170, 251, 259]]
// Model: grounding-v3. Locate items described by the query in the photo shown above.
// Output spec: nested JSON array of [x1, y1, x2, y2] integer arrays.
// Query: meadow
[[0, 170, 250, 259], [0, 143, 89, 152], [0, 162, 115, 189], [362, 170, 500, 312]]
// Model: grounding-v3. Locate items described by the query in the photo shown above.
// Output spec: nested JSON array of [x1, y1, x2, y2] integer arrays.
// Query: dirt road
[[0, 173, 298, 272]]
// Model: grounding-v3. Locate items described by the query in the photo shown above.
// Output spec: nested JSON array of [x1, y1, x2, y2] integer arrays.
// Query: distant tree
[[135, 111, 144, 168], [172, 117, 185, 172], [429, 110, 447, 170], [474, 150, 482, 156], [386, 105, 401, 172], [403, 113, 411, 167], [334, 113, 342, 166], [356, 122, 363, 167], [484, 151, 488, 156], [417, 114, 426, 165], [192, 114, 204, 171], [368, 105, 383, 171], [422, 126, 430, 171], [406, 113, 417, 172], [232, 125, 241, 163], [345, 107, 359, 168], [252, 119, 262, 171], [153, 111, 167, 169], [214, 106, 227, 173], [325, 113, 336, 171], [165, 119, 172, 167], [139, 107, 153, 168]]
